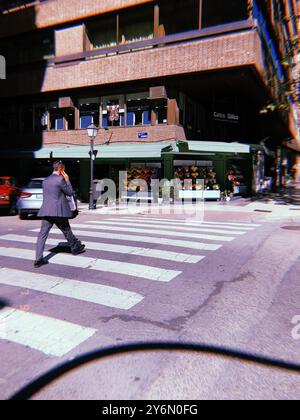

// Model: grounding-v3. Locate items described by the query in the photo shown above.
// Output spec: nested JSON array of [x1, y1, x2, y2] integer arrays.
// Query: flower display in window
[[174, 166, 219, 191]]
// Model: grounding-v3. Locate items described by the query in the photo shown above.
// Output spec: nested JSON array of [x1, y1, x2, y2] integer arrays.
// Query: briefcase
[[66, 195, 79, 219]]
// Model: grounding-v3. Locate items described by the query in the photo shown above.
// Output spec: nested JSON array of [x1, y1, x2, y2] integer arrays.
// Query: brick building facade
[[0, 0, 299, 198]]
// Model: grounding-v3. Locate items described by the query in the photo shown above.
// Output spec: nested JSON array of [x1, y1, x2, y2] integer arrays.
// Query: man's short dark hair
[[53, 161, 65, 172]]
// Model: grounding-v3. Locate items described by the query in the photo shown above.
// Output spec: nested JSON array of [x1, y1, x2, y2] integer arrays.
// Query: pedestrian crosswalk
[[0, 215, 261, 358]]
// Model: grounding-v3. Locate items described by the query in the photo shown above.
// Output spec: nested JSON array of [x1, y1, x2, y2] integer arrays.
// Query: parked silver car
[[17, 178, 45, 220]]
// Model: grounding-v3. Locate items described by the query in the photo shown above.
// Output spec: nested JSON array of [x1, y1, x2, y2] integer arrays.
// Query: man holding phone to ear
[[34, 161, 85, 268]]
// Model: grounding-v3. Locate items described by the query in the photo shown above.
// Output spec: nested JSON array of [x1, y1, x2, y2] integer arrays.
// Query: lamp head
[[87, 124, 98, 139]]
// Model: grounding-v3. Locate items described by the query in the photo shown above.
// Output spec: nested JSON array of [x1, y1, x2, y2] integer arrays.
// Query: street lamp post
[[87, 123, 99, 210]]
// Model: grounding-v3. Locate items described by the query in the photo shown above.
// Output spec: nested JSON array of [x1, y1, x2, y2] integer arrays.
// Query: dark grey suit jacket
[[38, 173, 74, 219]]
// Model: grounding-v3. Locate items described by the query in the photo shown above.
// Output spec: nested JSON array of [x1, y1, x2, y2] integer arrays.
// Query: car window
[[26, 180, 44, 189]]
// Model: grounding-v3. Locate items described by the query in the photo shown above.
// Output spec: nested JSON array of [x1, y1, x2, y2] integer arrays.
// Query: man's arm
[[59, 177, 74, 197]]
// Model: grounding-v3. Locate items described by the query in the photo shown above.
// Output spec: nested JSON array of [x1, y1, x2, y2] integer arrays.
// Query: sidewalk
[[78, 193, 300, 221]]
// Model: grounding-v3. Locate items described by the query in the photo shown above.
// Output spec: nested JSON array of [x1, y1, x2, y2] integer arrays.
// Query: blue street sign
[[138, 132, 149, 139]]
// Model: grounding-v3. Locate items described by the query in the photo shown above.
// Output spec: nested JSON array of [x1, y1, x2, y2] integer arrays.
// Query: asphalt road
[[0, 204, 300, 400]]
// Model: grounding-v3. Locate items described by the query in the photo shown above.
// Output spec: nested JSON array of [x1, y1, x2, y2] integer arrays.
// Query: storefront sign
[[138, 132, 149, 139], [213, 111, 240, 124]]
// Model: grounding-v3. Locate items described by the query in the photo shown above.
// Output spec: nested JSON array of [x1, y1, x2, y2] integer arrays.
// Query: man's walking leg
[[55, 219, 85, 255], [35, 219, 53, 266]]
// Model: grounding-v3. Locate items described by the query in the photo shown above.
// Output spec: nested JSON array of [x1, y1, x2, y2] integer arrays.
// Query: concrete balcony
[[1, 22, 264, 97]]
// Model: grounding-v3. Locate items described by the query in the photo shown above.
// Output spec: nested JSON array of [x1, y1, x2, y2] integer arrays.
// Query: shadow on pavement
[[252, 184, 300, 207], [48, 243, 72, 255], [0, 299, 10, 310]]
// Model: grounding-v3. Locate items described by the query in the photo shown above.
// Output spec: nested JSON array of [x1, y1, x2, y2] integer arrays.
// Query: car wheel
[[19, 211, 28, 220]]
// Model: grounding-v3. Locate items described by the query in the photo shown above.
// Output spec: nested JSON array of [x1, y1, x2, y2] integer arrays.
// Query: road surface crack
[[99, 273, 255, 332]]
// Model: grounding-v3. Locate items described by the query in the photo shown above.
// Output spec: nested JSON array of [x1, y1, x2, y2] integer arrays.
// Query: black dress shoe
[[71, 244, 86, 256], [34, 259, 49, 268]]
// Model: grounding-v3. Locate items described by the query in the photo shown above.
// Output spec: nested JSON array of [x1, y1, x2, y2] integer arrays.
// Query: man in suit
[[34, 161, 85, 268]]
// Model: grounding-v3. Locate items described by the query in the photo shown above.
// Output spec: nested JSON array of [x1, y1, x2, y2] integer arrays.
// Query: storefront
[[31, 143, 170, 202], [2, 141, 256, 201], [163, 141, 253, 200]]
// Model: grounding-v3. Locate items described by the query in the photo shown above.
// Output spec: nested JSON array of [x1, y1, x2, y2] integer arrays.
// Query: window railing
[[50, 19, 255, 66]]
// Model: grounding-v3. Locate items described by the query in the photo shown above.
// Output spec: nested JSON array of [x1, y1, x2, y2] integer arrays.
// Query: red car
[[0, 176, 20, 215]]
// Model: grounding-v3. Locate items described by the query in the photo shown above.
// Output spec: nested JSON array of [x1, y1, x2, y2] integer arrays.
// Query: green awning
[[0, 141, 251, 160], [187, 141, 251, 154], [34, 143, 175, 159]]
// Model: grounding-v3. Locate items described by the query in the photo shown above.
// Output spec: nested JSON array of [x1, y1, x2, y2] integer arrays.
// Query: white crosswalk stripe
[[0, 247, 182, 283], [141, 216, 261, 229], [0, 234, 204, 264], [133, 216, 261, 227], [0, 268, 144, 310], [106, 217, 257, 231], [0, 306, 96, 357], [31, 228, 222, 251], [87, 220, 248, 235], [69, 223, 236, 242]]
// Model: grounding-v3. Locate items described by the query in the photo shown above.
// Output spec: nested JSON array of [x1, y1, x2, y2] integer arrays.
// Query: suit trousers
[[36, 217, 79, 262]]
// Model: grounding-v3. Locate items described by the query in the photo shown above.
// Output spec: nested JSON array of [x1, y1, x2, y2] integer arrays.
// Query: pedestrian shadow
[[49, 243, 72, 254], [44, 243, 72, 262]]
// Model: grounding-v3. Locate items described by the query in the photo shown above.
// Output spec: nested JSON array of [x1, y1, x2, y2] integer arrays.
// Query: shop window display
[[226, 162, 247, 196], [175, 166, 220, 191], [175, 164, 221, 200], [124, 167, 160, 192], [121, 165, 161, 201]]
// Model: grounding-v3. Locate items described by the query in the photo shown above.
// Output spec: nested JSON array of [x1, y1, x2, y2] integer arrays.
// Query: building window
[[49, 102, 64, 131], [119, 5, 154, 44], [34, 104, 48, 132], [160, 0, 199, 35], [5, 29, 55, 66], [155, 101, 168, 125], [126, 93, 150, 126], [202, 0, 248, 28], [102, 95, 125, 127], [66, 109, 75, 130], [87, 14, 117, 50], [79, 98, 100, 128]]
